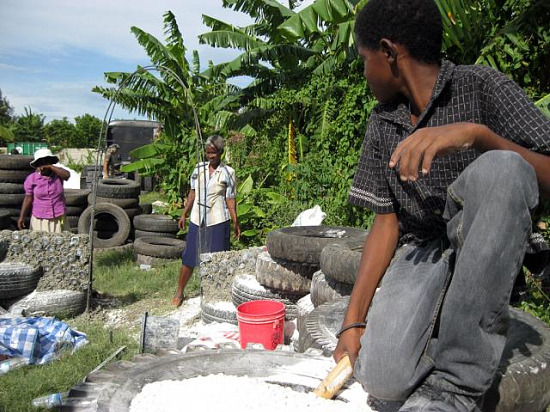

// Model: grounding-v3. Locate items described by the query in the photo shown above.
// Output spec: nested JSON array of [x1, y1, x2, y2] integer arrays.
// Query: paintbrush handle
[[314, 355, 353, 399]]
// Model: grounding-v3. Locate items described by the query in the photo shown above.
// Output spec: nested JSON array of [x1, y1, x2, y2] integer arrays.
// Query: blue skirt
[[181, 221, 230, 267]]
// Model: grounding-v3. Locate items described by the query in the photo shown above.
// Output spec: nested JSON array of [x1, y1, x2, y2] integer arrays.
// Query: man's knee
[[355, 342, 425, 401]]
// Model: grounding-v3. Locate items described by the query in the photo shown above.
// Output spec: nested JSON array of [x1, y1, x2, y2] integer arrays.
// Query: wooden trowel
[[314, 354, 354, 399]]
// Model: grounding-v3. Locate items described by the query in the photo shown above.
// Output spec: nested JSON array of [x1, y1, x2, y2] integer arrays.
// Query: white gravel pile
[[130, 374, 371, 412]]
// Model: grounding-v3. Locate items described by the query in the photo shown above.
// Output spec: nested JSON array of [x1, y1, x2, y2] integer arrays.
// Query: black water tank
[[106, 120, 161, 164]]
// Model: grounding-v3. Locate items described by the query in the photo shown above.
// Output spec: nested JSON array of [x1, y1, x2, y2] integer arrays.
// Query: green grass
[[139, 191, 169, 205], [0, 247, 200, 412]]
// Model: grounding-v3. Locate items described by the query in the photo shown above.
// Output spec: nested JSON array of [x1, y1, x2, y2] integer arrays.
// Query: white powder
[[130, 374, 371, 412]]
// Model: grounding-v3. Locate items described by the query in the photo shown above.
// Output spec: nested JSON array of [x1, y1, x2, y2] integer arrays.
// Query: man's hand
[[17, 217, 26, 230], [333, 327, 364, 367], [178, 215, 186, 231], [233, 222, 241, 239], [389, 123, 478, 181]]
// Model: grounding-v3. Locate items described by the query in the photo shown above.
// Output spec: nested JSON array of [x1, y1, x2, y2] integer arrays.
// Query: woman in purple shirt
[[18, 149, 70, 232]]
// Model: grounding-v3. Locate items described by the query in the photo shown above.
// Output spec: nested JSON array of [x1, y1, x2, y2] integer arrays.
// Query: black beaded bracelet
[[335, 322, 367, 339]]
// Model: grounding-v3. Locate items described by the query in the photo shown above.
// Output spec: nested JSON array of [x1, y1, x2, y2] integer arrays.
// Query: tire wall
[[0, 230, 90, 292]]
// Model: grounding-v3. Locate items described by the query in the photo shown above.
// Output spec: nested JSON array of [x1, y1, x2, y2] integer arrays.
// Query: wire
[[86, 65, 205, 312]]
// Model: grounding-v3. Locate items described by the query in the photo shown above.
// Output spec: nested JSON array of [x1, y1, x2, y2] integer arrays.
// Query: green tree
[[74, 114, 103, 148], [44, 118, 76, 148], [13, 107, 45, 142], [0, 89, 14, 126]]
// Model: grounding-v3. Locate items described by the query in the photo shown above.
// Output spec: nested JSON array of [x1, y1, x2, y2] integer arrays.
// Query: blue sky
[[0, 0, 259, 123]]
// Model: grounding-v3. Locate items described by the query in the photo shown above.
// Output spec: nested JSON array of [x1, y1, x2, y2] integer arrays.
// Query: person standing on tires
[[18, 148, 70, 232], [172, 135, 241, 306], [333, 1, 550, 410], [102, 144, 120, 178]]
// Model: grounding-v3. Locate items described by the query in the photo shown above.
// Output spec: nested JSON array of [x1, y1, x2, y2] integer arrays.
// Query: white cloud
[[0, 0, 252, 63]]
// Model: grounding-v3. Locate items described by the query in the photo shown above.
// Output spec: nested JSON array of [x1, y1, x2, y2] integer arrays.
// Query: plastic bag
[[291, 205, 326, 226]]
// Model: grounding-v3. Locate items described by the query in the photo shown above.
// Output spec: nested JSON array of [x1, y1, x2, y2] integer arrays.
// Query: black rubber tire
[[0, 155, 34, 170], [9, 289, 86, 318], [0, 193, 25, 206], [64, 189, 91, 206], [201, 300, 238, 325], [483, 308, 550, 412], [96, 179, 141, 198], [66, 215, 80, 228], [78, 203, 131, 248], [133, 237, 186, 259], [65, 205, 86, 216], [124, 207, 141, 221], [231, 273, 301, 320], [0, 170, 31, 183], [266, 226, 369, 264], [298, 296, 349, 356], [320, 241, 365, 285], [310, 270, 353, 308], [133, 214, 179, 233], [134, 229, 177, 240], [0, 183, 25, 194], [255, 251, 315, 295], [0, 262, 42, 300], [0, 207, 21, 217], [62, 349, 348, 411], [94, 242, 134, 257], [139, 203, 153, 214], [0, 238, 7, 261], [0, 210, 13, 231], [298, 298, 550, 412], [88, 193, 139, 208]]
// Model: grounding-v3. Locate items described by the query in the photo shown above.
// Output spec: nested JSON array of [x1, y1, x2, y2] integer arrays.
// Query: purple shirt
[[23, 172, 66, 219]]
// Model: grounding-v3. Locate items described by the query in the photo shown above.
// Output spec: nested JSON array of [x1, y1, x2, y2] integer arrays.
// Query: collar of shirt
[[376, 60, 456, 130]]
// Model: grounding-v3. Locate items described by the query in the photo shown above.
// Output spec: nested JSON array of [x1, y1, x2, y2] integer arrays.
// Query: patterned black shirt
[[349, 60, 550, 257]]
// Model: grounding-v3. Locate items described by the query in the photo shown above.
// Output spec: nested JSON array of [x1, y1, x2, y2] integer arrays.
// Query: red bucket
[[237, 300, 285, 350]]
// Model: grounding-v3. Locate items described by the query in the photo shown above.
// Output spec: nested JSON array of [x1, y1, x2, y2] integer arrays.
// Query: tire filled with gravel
[[0, 262, 42, 299], [201, 300, 238, 325], [310, 270, 354, 308], [232, 273, 301, 320], [6, 289, 86, 318], [255, 251, 316, 295], [266, 226, 368, 264]]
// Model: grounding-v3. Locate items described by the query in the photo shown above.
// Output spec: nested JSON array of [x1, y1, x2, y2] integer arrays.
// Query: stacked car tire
[[0, 155, 33, 229], [88, 178, 142, 222], [64, 189, 90, 233], [131, 214, 184, 265], [79, 179, 142, 248], [228, 226, 369, 335], [133, 214, 180, 239]]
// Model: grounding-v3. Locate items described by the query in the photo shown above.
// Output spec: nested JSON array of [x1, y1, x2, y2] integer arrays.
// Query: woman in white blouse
[[172, 135, 241, 306]]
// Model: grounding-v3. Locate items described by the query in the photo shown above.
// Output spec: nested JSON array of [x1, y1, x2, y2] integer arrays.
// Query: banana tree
[[93, 11, 239, 200]]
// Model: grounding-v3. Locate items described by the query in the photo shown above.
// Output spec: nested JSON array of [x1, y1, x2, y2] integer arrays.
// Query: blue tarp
[[0, 317, 88, 374]]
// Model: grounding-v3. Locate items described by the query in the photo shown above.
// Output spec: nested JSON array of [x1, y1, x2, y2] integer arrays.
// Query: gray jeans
[[354, 151, 539, 401]]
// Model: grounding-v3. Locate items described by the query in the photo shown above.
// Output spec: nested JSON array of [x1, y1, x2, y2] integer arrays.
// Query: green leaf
[[120, 158, 165, 173], [237, 203, 252, 215], [238, 175, 254, 196], [241, 229, 260, 237]]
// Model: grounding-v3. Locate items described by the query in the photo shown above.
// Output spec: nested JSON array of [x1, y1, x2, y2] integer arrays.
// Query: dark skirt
[[181, 220, 230, 267]]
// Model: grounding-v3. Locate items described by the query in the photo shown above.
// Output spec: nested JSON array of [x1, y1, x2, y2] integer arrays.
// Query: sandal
[[171, 295, 184, 307]]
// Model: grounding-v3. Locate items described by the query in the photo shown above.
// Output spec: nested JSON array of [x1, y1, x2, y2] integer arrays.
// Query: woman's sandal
[[171, 295, 184, 307]]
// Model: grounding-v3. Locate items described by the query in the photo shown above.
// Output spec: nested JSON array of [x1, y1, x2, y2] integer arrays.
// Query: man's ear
[[379, 38, 397, 63]]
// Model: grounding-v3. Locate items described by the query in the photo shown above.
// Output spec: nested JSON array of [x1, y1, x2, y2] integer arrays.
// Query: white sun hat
[[30, 148, 59, 168]]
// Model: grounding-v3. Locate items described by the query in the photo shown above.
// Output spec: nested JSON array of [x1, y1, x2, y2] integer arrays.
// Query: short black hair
[[355, 0, 442, 64]]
